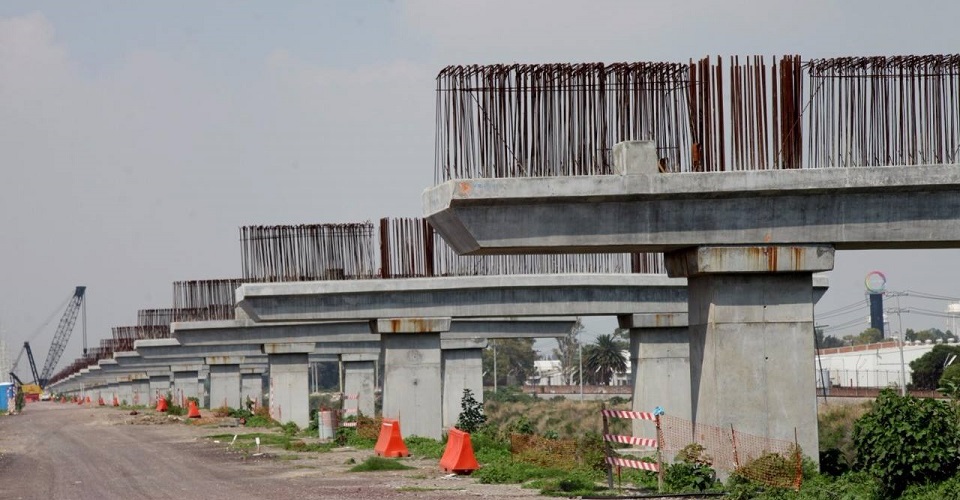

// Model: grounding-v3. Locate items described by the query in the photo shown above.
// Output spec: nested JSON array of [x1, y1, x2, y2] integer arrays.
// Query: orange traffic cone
[[112, 396, 119, 407], [439, 428, 480, 474], [156, 396, 168, 412], [85, 396, 92, 404], [374, 418, 410, 458], [98, 396, 105, 406], [187, 400, 201, 418]]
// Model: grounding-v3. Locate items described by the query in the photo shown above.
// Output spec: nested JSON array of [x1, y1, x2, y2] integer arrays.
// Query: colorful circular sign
[[864, 271, 887, 293]]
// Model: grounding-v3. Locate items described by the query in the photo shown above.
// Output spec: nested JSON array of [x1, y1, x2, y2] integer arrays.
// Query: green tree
[[855, 328, 883, 345], [815, 328, 844, 349], [583, 334, 627, 385], [853, 389, 960, 496], [455, 389, 486, 433], [483, 338, 537, 387], [910, 344, 960, 389]]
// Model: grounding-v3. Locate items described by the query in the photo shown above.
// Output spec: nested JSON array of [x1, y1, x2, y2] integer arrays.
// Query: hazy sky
[[2, 1, 960, 372]]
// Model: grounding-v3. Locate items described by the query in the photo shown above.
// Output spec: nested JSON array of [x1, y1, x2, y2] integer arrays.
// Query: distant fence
[[818, 386, 944, 399], [521, 385, 632, 396]]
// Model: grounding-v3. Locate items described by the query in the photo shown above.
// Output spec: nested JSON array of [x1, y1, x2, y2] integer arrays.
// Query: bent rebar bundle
[[172, 278, 248, 321], [436, 54, 960, 179], [240, 223, 379, 282], [112, 325, 170, 352], [806, 54, 960, 167], [379, 217, 665, 278]]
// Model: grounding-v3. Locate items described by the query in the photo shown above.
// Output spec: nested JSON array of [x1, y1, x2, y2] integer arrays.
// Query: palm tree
[[584, 334, 627, 385]]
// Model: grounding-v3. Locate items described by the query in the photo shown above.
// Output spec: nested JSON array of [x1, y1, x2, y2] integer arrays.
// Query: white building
[[531, 350, 632, 386], [816, 339, 956, 388]]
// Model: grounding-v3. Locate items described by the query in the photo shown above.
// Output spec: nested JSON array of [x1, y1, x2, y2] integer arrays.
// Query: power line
[[816, 298, 868, 318]]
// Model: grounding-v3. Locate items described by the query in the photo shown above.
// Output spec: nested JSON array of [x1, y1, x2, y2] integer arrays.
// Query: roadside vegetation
[[79, 380, 960, 498]]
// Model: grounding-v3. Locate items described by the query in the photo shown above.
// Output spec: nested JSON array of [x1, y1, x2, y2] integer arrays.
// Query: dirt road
[[0, 403, 537, 500]]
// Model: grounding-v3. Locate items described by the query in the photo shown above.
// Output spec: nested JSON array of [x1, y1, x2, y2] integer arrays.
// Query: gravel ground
[[0, 402, 541, 500]]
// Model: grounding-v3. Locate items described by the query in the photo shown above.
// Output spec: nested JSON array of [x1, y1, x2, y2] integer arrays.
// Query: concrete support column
[[147, 373, 171, 405], [131, 376, 149, 406], [619, 313, 691, 442], [666, 245, 835, 462], [171, 365, 202, 406], [374, 318, 450, 440], [104, 383, 119, 403], [440, 338, 486, 430], [240, 368, 266, 409], [117, 379, 134, 405], [264, 343, 312, 428], [207, 358, 243, 409], [341, 354, 377, 418]]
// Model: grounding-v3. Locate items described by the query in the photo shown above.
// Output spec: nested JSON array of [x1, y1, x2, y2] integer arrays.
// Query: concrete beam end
[[262, 342, 314, 355], [373, 317, 452, 334], [618, 312, 690, 329], [205, 356, 245, 365], [666, 245, 835, 277]]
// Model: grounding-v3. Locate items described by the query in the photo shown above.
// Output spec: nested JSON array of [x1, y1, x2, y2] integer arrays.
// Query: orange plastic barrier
[[112, 396, 119, 407], [85, 396, 92, 404], [374, 419, 410, 458], [97, 396, 105, 406], [439, 428, 480, 474], [187, 400, 201, 418], [156, 396, 168, 412]]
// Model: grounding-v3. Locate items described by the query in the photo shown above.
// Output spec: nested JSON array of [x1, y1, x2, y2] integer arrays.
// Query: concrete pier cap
[[423, 161, 960, 254]]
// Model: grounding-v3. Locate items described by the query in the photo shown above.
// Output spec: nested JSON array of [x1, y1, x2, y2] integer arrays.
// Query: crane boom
[[38, 286, 86, 388], [24, 342, 39, 385]]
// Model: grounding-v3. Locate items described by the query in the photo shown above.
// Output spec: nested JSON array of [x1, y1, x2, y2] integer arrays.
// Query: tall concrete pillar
[[171, 365, 202, 405], [131, 376, 149, 406], [207, 358, 242, 409], [240, 367, 266, 409], [375, 318, 450, 440], [147, 373, 171, 405], [619, 313, 691, 442], [341, 353, 377, 418], [666, 245, 834, 461], [104, 383, 119, 403], [264, 343, 312, 428], [117, 379, 134, 405], [440, 338, 486, 430]]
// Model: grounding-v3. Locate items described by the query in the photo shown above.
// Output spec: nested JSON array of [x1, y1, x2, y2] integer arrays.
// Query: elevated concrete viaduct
[[423, 140, 959, 460], [168, 317, 576, 434], [236, 274, 826, 439]]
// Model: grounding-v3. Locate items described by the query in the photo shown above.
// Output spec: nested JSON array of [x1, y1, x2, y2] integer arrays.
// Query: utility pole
[[578, 339, 584, 401], [492, 340, 497, 394], [885, 291, 908, 396]]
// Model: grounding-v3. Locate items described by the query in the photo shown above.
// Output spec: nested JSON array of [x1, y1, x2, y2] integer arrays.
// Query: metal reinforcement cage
[[435, 54, 960, 180]]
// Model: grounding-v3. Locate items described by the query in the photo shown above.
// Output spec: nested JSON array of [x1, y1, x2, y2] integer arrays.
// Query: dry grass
[[818, 400, 872, 465], [485, 397, 632, 439]]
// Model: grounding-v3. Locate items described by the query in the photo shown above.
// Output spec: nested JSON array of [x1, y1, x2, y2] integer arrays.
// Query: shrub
[[212, 405, 232, 418], [511, 416, 535, 435], [664, 444, 719, 493], [484, 386, 534, 404], [348, 456, 413, 472], [664, 462, 718, 493], [406, 436, 445, 459], [166, 404, 186, 416], [853, 389, 960, 496], [456, 389, 487, 433], [281, 421, 300, 436]]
